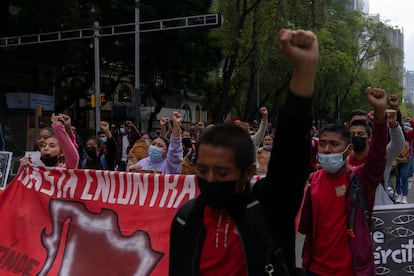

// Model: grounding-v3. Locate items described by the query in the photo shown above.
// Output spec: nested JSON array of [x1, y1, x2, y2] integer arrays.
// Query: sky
[[369, 0, 414, 70]]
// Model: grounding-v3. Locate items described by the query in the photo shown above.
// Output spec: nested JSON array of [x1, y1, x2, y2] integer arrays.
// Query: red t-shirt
[[199, 206, 247, 276], [308, 171, 354, 276], [347, 154, 367, 168]]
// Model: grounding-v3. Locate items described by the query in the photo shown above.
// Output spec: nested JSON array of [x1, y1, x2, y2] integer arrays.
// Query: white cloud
[[370, 0, 414, 70]]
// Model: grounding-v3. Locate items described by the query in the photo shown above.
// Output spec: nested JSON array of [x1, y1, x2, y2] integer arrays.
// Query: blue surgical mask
[[318, 145, 350, 174], [263, 144, 272, 150], [100, 137, 107, 143], [148, 145, 164, 162], [120, 127, 126, 134]]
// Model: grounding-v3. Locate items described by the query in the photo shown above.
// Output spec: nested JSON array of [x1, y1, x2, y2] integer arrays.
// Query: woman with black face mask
[[19, 113, 79, 171], [181, 130, 196, 175], [79, 121, 116, 170]]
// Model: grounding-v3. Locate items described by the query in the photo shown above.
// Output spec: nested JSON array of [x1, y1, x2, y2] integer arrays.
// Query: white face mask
[[318, 145, 350, 174]]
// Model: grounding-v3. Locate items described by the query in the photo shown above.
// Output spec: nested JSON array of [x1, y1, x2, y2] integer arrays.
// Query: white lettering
[[40, 170, 55, 196], [161, 175, 179, 208], [81, 170, 94, 200], [108, 171, 116, 204], [173, 176, 197, 208], [62, 170, 78, 198], [117, 173, 132, 205], [95, 170, 111, 202], [149, 174, 159, 207], [372, 231, 384, 244], [137, 174, 150, 206], [374, 240, 414, 266]]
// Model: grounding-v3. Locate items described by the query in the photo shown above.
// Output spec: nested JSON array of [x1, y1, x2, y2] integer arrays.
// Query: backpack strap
[[175, 198, 196, 226], [346, 171, 370, 239], [246, 199, 292, 276]]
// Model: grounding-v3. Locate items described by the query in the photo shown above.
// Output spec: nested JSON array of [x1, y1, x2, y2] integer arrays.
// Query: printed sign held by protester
[[0, 151, 12, 189]]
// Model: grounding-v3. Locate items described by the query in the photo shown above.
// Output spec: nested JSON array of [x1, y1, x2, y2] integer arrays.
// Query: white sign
[[25, 151, 44, 167]]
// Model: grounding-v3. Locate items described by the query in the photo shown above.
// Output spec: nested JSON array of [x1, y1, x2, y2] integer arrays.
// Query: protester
[[299, 87, 388, 276], [169, 28, 318, 275], [234, 107, 268, 169], [346, 109, 370, 127], [256, 133, 274, 175], [346, 119, 373, 167], [80, 121, 116, 170], [195, 121, 205, 138], [394, 132, 411, 204], [128, 112, 183, 174], [126, 133, 152, 169], [35, 127, 54, 151], [159, 117, 173, 139], [400, 116, 414, 203], [115, 120, 141, 171], [346, 96, 404, 205], [20, 113, 79, 170], [71, 126, 86, 161], [189, 122, 197, 132], [349, 112, 403, 206], [181, 130, 196, 175]]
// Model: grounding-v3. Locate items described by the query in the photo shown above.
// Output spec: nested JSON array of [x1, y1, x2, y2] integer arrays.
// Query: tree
[[1, 0, 222, 133]]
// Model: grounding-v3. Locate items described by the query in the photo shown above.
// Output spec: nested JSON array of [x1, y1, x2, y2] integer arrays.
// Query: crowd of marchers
[[6, 28, 413, 276]]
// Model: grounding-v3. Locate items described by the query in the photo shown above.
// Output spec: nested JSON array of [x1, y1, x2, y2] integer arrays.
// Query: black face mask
[[86, 147, 98, 158], [40, 155, 59, 167], [182, 138, 192, 149], [197, 176, 242, 209], [352, 136, 367, 153]]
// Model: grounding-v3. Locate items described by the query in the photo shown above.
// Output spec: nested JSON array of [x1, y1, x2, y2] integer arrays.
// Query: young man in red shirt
[[169, 28, 318, 276], [299, 87, 388, 276]]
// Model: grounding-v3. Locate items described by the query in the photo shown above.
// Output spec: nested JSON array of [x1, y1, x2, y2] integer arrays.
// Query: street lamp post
[[94, 21, 101, 132], [134, 0, 141, 129]]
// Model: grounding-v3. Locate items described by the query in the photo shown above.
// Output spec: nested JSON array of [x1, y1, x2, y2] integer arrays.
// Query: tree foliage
[[0, 0, 405, 127], [208, 0, 404, 124]]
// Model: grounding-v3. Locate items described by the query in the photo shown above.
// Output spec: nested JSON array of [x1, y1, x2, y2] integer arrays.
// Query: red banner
[[0, 166, 200, 276]]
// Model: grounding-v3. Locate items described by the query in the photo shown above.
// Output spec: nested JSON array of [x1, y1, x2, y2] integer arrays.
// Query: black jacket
[[169, 91, 313, 275]]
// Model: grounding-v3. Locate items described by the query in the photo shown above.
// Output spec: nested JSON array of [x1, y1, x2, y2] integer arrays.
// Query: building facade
[[404, 70, 414, 103], [346, 0, 369, 14]]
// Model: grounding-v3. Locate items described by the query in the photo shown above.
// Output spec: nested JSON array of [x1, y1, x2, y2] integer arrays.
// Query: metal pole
[[134, 0, 141, 129], [257, 71, 260, 109], [94, 21, 101, 133], [34, 106, 39, 147]]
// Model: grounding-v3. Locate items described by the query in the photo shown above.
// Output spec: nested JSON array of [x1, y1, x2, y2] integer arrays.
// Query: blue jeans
[[408, 156, 414, 178], [396, 162, 410, 196]]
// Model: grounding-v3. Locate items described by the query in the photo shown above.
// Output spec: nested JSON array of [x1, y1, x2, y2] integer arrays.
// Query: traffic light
[[100, 93, 106, 106], [91, 94, 96, 108], [37, 106, 43, 116]]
